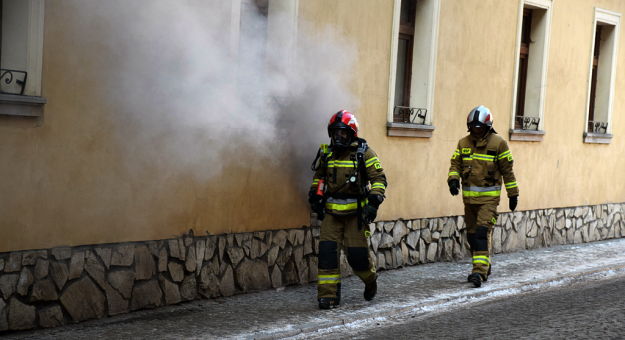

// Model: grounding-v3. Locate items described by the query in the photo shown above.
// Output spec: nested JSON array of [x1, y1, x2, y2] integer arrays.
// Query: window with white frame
[[387, 0, 440, 138], [0, 0, 46, 116], [509, 0, 553, 142], [583, 8, 620, 144]]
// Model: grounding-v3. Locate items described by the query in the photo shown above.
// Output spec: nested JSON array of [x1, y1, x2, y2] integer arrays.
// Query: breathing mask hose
[[311, 149, 322, 171]]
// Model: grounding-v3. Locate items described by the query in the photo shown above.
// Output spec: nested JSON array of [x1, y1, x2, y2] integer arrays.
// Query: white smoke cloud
[[76, 0, 359, 193]]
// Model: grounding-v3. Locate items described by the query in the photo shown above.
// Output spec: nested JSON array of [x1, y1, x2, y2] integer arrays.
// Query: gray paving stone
[[85, 252, 106, 289], [219, 265, 234, 297], [0, 298, 7, 331], [105, 282, 128, 316], [68, 253, 85, 280], [108, 270, 135, 299], [0, 274, 18, 300], [60, 277, 105, 323], [185, 245, 196, 273], [204, 236, 216, 261], [34, 258, 49, 280], [5, 253, 21, 273], [111, 244, 134, 267], [168, 262, 184, 283], [158, 248, 168, 272], [198, 266, 219, 299], [30, 280, 58, 302], [235, 259, 271, 292], [50, 262, 69, 290], [273, 230, 288, 249], [180, 274, 197, 301], [51, 248, 71, 261], [130, 280, 162, 311], [16, 267, 34, 296], [159, 274, 181, 305], [169, 240, 180, 259], [195, 240, 205, 276], [38, 306, 64, 328], [8, 298, 35, 330], [95, 248, 112, 269]]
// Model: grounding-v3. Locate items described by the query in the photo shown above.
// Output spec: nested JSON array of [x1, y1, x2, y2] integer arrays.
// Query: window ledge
[[583, 132, 613, 144], [387, 122, 435, 138], [0, 94, 46, 117], [509, 129, 546, 142]]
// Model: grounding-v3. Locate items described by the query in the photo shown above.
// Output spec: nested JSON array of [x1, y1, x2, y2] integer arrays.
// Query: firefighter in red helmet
[[309, 110, 387, 309], [447, 105, 519, 288]]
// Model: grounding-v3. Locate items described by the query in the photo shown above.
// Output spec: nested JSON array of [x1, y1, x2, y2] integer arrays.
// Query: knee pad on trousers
[[475, 226, 489, 251], [318, 241, 338, 270], [467, 232, 477, 252], [346, 247, 370, 272]]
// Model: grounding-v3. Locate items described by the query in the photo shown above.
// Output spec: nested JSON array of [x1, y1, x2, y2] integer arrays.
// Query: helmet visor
[[468, 121, 485, 128], [330, 128, 351, 149]]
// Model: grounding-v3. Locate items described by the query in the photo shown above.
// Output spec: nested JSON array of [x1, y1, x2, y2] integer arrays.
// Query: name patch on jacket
[[462, 148, 471, 154]]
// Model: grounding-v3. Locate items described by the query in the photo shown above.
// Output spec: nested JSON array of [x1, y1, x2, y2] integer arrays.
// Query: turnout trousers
[[464, 203, 498, 280], [317, 213, 376, 301]]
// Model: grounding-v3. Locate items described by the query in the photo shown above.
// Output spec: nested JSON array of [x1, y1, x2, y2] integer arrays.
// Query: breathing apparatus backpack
[[310, 138, 370, 229]]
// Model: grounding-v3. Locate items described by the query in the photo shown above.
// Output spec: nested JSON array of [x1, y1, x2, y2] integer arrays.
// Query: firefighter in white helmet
[[447, 105, 519, 287]]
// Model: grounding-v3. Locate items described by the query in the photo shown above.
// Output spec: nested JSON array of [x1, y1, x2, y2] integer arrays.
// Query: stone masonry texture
[[0, 203, 623, 332]]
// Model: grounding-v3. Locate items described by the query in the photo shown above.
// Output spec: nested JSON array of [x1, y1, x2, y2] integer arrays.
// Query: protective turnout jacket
[[310, 139, 387, 216], [448, 131, 519, 205]]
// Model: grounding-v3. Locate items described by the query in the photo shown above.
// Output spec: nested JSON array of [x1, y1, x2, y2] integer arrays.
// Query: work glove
[[308, 191, 324, 216], [363, 205, 378, 224], [509, 195, 518, 211], [448, 179, 460, 196], [363, 194, 384, 224]]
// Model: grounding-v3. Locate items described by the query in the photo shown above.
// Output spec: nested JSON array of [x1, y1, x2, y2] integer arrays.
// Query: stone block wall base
[[0, 203, 623, 331]]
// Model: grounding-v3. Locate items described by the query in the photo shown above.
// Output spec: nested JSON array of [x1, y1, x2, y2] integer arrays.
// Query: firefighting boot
[[468, 273, 482, 288], [363, 277, 378, 301], [474, 263, 492, 282], [318, 298, 340, 309]]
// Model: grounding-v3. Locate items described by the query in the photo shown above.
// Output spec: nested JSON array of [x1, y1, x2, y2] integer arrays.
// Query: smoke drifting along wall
[[77, 0, 359, 195]]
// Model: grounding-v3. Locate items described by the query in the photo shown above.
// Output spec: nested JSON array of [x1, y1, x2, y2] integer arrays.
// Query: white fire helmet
[[466, 105, 495, 132]]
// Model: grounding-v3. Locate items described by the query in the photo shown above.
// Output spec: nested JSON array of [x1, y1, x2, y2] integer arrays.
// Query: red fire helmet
[[327, 110, 359, 137]]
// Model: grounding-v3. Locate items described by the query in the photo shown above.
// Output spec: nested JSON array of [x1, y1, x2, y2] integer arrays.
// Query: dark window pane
[[516, 59, 524, 115], [588, 24, 601, 132], [515, 56, 526, 129], [516, 8, 532, 129], [394, 38, 408, 108], [594, 26, 602, 58], [400, 0, 411, 24], [588, 66, 598, 132], [521, 15, 529, 44]]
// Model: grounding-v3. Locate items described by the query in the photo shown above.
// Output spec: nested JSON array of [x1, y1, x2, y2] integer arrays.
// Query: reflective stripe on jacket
[[310, 140, 387, 216], [448, 131, 519, 205]]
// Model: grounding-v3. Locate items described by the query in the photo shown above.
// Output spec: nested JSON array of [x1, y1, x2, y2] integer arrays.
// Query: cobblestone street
[[298, 269, 625, 339], [4, 239, 625, 340]]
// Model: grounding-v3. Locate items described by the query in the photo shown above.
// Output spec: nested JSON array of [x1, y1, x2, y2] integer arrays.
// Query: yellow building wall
[[302, 0, 625, 220], [0, 0, 624, 253]]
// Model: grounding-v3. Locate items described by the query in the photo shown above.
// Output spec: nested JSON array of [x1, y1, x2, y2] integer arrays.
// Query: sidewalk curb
[[254, 263, 625, 340]]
